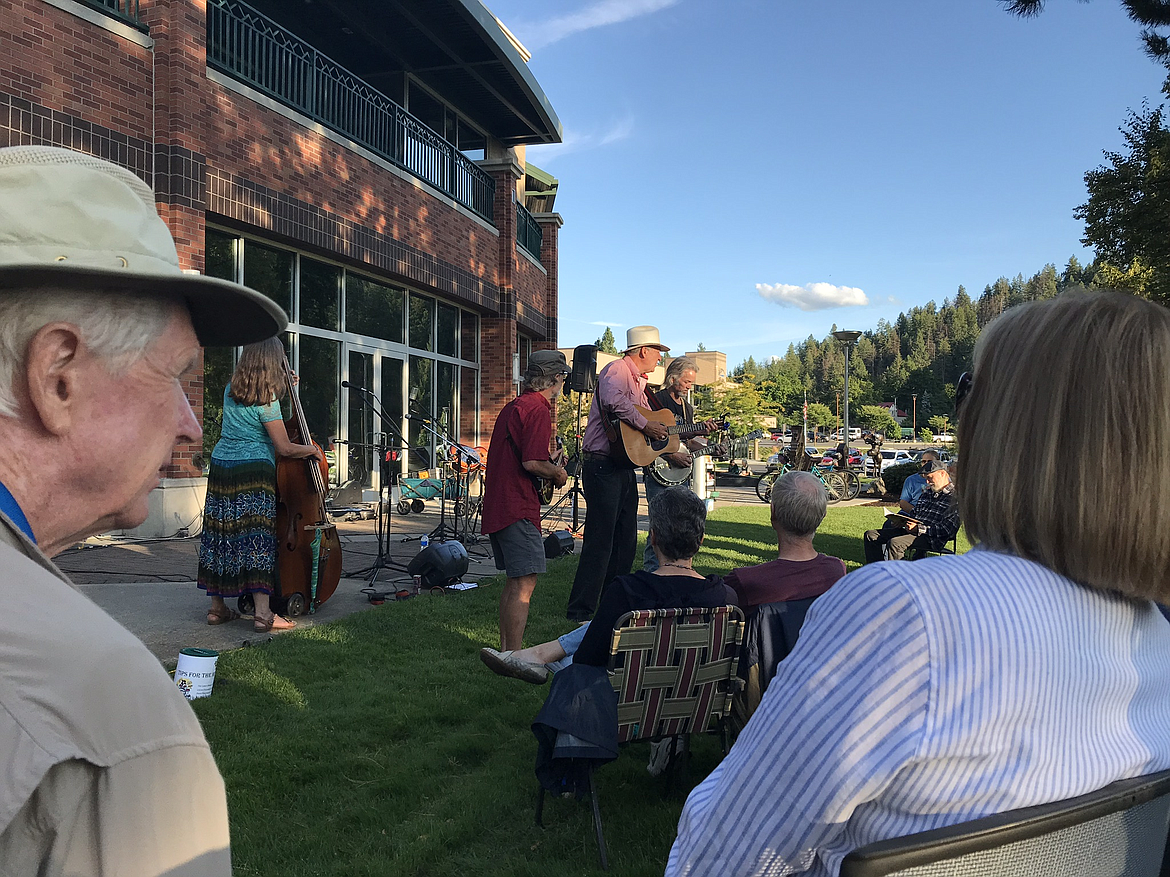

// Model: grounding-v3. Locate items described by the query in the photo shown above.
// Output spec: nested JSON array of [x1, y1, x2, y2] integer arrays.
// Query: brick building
[[1, 0, 563, 534]]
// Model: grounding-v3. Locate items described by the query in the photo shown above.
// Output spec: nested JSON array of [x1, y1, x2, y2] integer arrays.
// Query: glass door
[[344, 346, 406, 493]]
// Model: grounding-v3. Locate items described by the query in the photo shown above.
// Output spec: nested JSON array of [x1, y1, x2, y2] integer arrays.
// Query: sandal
[[254, 613, 296, 633], [207, 607, 241, 626]]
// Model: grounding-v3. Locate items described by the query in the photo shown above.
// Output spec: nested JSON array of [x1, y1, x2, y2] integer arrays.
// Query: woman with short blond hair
[[669, 291, 1170, 877]]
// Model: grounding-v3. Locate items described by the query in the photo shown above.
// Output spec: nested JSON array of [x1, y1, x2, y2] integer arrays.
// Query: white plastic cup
[[174, 647, 219, 700]]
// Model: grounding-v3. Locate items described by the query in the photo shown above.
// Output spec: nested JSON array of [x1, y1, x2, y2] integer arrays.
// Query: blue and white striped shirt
[[666, 548, 1170, 877]]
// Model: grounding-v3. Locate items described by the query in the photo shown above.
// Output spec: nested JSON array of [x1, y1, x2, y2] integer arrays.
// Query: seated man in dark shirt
[[480, 486, 736, 682], [725, 470, 847, 612], [863, 459, 960, 562]]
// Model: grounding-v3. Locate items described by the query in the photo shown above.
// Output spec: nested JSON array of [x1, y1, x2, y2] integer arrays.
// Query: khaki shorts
[[489, 519, 547, 578]]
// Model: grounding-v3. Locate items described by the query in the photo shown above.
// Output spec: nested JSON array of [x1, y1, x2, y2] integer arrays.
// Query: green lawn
[[193, 504, 968, 876]]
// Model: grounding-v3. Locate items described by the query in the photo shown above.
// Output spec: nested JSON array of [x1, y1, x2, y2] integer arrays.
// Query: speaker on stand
[[568, 344, 598, 394]]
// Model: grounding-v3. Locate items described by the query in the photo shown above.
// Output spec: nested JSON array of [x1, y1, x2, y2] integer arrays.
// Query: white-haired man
[[0, 146, 285, 876]]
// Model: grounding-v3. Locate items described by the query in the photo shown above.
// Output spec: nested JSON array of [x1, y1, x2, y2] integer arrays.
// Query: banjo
[[649, 429, 766, 486]]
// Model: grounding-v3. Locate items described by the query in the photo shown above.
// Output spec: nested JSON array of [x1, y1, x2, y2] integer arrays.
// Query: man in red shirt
[[725, 470, 846, 611], [481, 350, 570, 650]]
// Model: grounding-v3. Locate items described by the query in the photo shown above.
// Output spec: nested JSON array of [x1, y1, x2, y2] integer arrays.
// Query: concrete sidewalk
[[56, 505, 500, 664], [54, 474, 884, 664]]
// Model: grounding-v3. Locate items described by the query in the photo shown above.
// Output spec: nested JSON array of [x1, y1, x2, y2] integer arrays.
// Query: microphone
[[342, 380, 367, 391]]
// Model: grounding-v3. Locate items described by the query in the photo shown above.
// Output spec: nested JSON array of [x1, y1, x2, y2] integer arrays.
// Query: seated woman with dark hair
[[481, 487, 736, 683]]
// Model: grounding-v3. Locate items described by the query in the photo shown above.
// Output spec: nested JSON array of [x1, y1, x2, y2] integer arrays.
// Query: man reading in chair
[[480, 487, 736, 683], [861, 459, 959, 563]]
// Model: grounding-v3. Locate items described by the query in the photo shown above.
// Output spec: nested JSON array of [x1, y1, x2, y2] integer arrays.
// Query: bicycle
[[755, 462, 846, 504]]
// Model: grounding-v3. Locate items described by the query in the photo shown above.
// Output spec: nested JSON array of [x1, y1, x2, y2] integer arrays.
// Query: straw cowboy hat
[[0, 145, 286, 346], [623, 325, 670, 354]]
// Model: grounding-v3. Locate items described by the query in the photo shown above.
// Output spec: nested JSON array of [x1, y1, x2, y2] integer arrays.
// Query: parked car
[[913, 448, 954, 464], [877, 448, 914, 473], [933, 433, 955, 443], [820, 449, 864, 469]]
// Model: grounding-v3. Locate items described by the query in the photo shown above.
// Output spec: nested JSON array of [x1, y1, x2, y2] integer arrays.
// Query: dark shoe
[[479, 648, 550, 684]]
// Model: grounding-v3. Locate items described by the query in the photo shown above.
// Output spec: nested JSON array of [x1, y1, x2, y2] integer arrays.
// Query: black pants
[[863, 523, 932, 563], [565, 454, 639, 621]]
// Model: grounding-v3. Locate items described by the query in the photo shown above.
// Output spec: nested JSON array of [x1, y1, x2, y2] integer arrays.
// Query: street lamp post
[[833, 330, 862, 444], [912, 393, 918, 439]]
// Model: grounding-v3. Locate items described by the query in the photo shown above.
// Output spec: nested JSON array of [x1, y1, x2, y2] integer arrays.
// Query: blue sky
[[485, 0, 1167, 366]]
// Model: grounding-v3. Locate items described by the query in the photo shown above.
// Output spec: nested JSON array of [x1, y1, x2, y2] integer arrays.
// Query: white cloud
[[588, 321, 624, 327], [755, 282, 869, 312], [518, 0, 681, 50], [526, 114, 634, 164]]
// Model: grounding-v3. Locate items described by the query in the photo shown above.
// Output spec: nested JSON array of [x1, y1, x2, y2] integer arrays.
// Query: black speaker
[[544, 530, 575, 559], [407, 540, 470, 588], [568, 344, 598, 393]]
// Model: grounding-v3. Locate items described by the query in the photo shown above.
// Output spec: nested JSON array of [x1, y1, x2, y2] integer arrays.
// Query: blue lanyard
[[0, 480, 35, 544]]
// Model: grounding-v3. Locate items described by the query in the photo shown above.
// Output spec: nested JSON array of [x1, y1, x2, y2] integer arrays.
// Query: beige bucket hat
[[0, 145, 287, 346], [623, 325, 670, 353]]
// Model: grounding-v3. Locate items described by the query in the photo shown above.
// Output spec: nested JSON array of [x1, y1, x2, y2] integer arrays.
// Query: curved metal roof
[[242, 0, 562, 146]]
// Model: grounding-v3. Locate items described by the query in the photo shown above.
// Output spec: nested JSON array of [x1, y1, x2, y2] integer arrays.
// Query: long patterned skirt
[[197, 456, 278, 597]]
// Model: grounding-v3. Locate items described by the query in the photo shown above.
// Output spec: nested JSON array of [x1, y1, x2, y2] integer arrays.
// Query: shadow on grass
[[194, 504, 963, 876]]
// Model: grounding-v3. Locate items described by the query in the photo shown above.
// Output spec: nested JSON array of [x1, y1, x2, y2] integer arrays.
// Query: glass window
[[409, 293, 434, 351], [436, 361, 456, 439], [298, 335, 339, 485], [243, 241, 293, 318], [205, 230, 236, 282], [201, 346, 234, 465], [437, 303, 459, 358], [461, 311, 478, 363], [460, 365, 478, 445], [381, 356, 404, 471], [408, 355, 433, 470], [348, 351, 376, 488], [346, 275, 404, 342], [299, 258, 340, 331]]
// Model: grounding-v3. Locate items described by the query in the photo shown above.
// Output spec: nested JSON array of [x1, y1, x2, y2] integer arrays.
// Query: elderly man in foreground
[[0, 146, 285, 876]]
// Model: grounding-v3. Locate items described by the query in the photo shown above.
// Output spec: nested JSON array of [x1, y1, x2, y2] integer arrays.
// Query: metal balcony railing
[[206, 0, 495, 222], [516, 201, 543, 261], [78, 0, 145, 29]]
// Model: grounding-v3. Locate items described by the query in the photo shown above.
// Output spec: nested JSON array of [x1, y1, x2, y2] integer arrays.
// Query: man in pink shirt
[[565, 326, 670, 621]]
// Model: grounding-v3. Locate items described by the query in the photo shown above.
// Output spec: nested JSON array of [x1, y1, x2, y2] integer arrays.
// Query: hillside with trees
[[707, 259, 1111, 434]]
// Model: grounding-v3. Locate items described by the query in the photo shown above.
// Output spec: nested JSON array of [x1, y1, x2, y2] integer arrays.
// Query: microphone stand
[[403, 408, 464, 544], [543, 388, 587, 534], [343, 382, 410, 585]]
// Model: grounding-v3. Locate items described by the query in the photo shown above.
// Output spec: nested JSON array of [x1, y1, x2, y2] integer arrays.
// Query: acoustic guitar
[[608, 406, 727, 468], [648, 429, 766, 486], [533, 436, 567, 504]]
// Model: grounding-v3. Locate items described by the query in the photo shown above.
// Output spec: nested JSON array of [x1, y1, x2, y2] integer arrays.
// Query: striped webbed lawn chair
[[536, 605, 745, 870]]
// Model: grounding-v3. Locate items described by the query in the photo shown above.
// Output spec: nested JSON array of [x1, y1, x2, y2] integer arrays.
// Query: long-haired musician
[[481, 349, 570, 651], [197, 338, 320, 633], [641, 356, 715, 572]]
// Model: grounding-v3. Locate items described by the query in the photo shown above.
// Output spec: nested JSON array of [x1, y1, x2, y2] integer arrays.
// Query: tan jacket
[[0, 515, 231, 876]]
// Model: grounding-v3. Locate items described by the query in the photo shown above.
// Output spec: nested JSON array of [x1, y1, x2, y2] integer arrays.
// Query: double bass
[[274, 361, 342, 615]]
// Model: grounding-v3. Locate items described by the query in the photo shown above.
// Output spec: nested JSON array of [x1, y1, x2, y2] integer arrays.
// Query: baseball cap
[[526, 349, 571, 379]]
